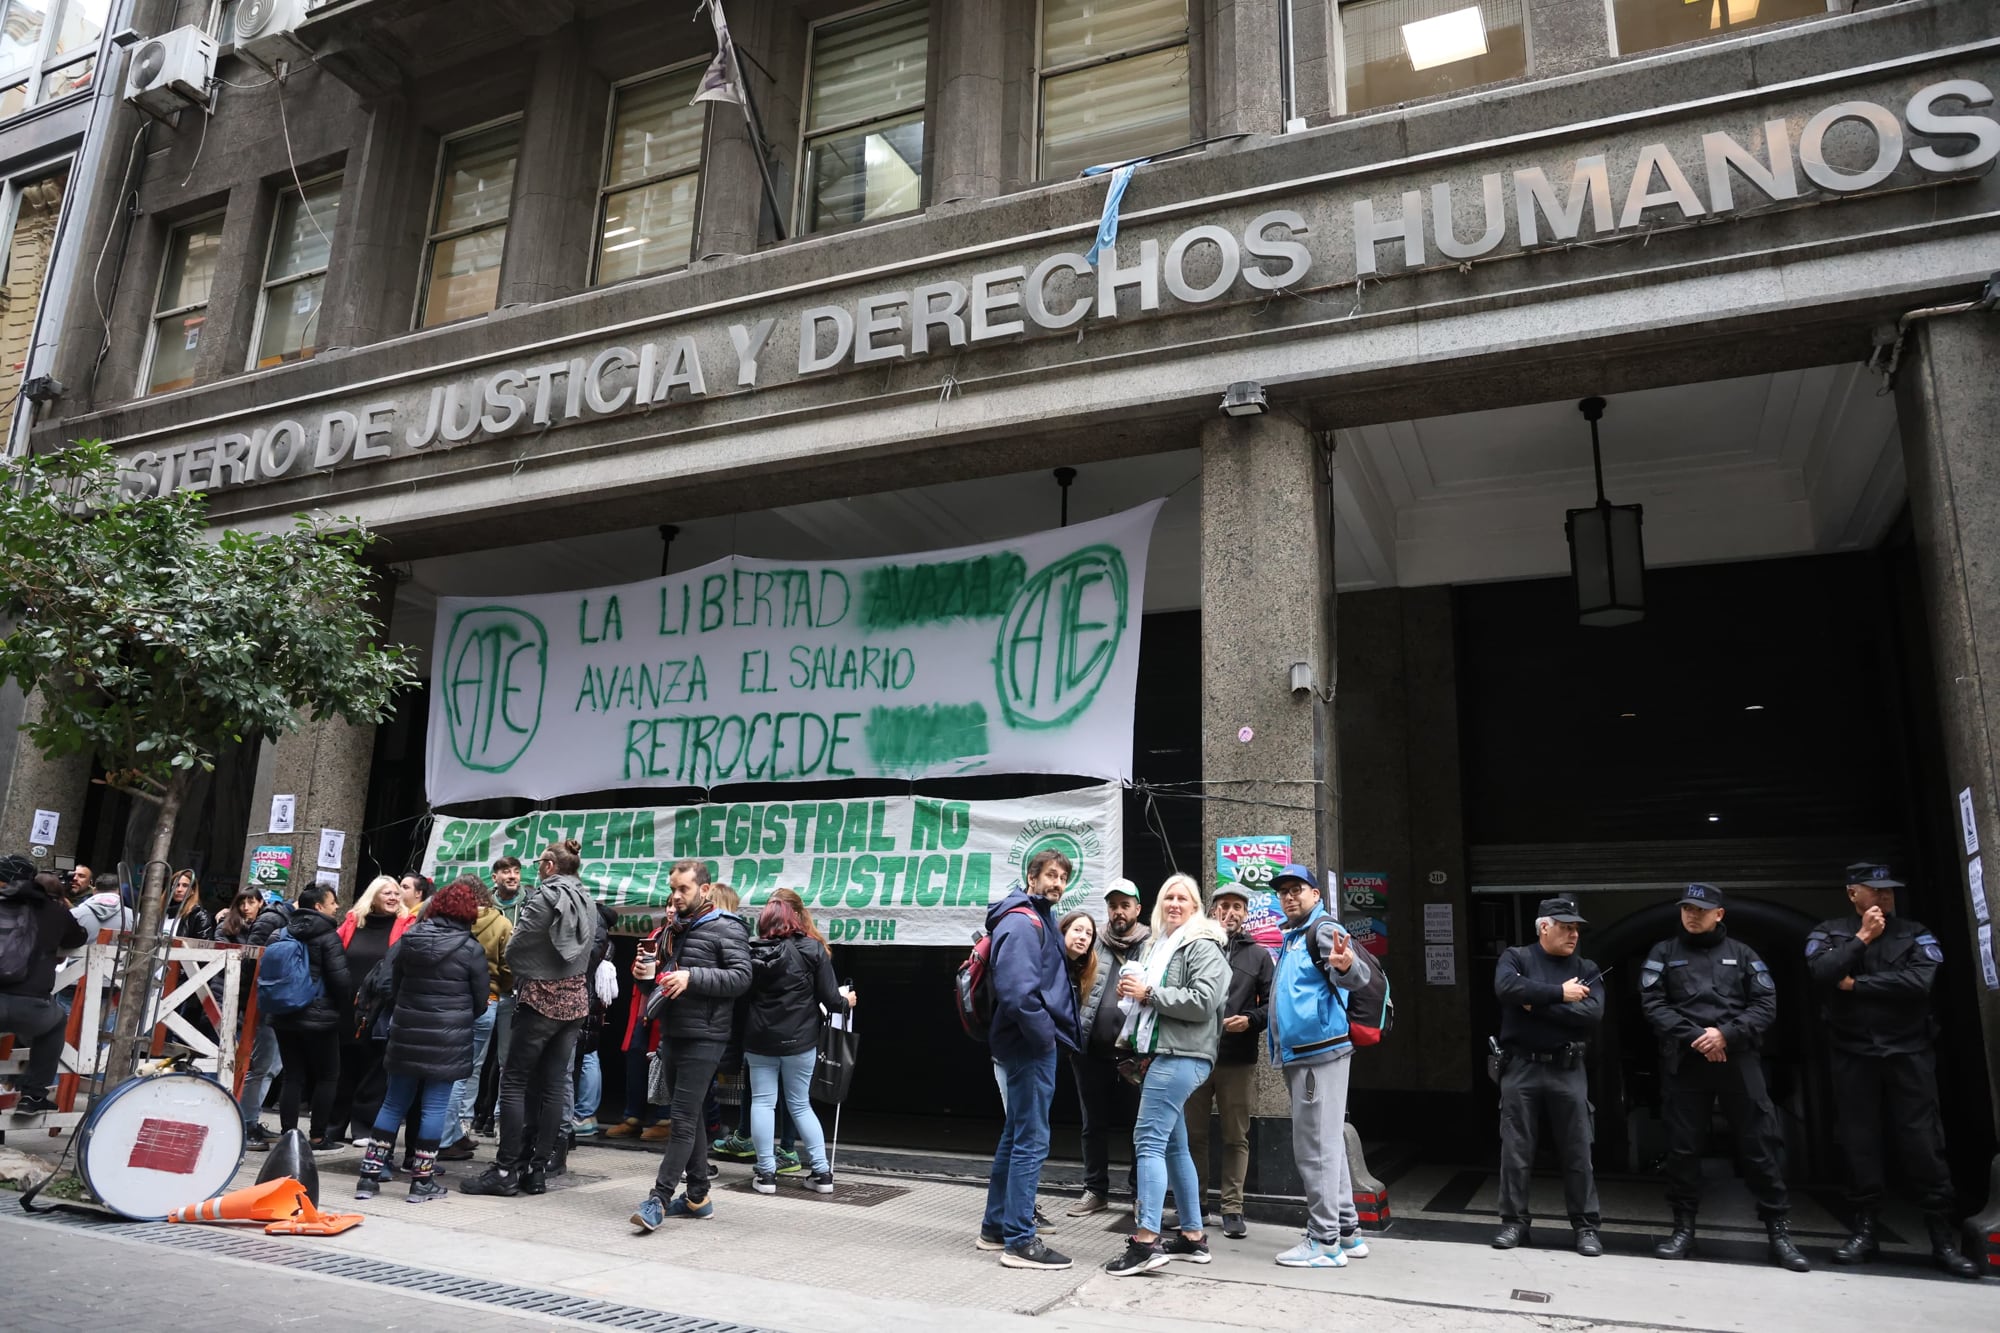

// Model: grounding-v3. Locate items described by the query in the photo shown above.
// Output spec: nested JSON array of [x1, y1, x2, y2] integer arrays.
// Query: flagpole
[[697, 0, 787, 243], [727, 34, 788, 243]]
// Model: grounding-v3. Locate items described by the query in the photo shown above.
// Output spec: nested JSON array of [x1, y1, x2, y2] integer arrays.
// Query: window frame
[[592, 60, 708, 288], [415, 114, 524, 329], [139, 209, 228, 398], [791, 0, 931, 237], [0, 0, 111, 123], [246, 171, 342, 373], [0, 150, 74, 453], [1331, 0, 1535, 116], [1032, 0, 1192, 182], [1602, 0, 1838, 59]]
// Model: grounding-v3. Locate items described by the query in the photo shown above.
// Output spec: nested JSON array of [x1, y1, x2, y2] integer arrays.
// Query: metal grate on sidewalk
[[718, 1177, 909, 1208], [12, 1201, 770, 1333]]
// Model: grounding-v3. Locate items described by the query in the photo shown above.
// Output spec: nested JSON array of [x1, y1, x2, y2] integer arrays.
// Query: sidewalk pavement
[[27, 1136, 1953, 1333]]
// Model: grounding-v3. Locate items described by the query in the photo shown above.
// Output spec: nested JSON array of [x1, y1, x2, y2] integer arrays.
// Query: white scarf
[[1117, 919, 1223, 1055]]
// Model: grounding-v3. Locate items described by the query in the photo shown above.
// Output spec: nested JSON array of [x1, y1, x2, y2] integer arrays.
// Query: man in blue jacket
[[979, 849, 1080, 1270]]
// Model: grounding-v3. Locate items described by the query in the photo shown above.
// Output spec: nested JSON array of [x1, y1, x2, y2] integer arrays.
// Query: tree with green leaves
[[0, 440, 417, 1083]]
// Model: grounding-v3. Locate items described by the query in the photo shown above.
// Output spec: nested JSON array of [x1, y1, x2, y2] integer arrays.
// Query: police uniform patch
[[1917, 933, 1943, 963], [1641, 962, 1663, 989], [1720, 957, 1739, 965], [1805, 931, 1827, 958], [1750, 959, 1775, 991]]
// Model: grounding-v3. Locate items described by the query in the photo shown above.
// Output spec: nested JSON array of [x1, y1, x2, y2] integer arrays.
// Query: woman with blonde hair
[[1104, 873, 1229, 1277], [333, 875, 415, 1143]]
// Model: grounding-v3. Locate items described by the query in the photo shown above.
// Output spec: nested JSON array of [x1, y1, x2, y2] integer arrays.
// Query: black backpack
[[0, 891, 42, 988]]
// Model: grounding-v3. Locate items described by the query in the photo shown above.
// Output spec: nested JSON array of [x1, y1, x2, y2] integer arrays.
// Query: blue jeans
[[983, 1047, 1057, 1248], [442, 998, 496, 1146], [374, 1068, 457, 1147], [1135, 1054, 1211, 1237], [747, 1050, 827, 1175], [240, 1020, 281, 1127], [575, 1049, 602, 1122]]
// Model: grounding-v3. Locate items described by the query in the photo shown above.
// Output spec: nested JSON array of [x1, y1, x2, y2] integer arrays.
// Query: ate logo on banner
[[444, 607, 551, 772], [996, 545, 1129, 730]]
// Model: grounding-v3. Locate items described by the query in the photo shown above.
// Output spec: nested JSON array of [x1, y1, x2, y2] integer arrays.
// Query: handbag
[[810, 1009, 858, 1105], [647, 1046, 673, 1106]]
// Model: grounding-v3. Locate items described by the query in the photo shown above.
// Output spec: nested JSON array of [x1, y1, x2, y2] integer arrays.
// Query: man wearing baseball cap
[[1639, 883, 1805, 1271], [1492, 895, 1604, 1255], [1184, 881, 1274, 1239], [1066, 877, 1147, 1216], [1806, 863, 1979, 1277]]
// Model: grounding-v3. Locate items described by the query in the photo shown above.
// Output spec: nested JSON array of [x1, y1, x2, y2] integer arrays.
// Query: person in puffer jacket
[[742, 892, 854, 1195], [355, 879, 489, 1203]]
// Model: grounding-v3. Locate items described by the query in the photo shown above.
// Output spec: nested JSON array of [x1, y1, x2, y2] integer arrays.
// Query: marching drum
[[77, 1073, 245, 1220]]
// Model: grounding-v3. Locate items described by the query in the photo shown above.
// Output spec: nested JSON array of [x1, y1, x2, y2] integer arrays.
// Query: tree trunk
[[102, 772, 189, 1085]]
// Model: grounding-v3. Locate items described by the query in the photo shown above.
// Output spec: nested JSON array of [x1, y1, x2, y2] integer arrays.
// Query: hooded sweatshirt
[[1, 874, 87, 997], [505, 874, 595, 981], [985, 888, 1080, 1062]]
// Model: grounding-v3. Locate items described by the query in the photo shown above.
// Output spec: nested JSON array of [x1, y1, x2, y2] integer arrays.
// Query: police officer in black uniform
[[1806, 862, 1980, 1278], [1492, 896, 1605, 1256], [1640, 883, 1807, 1271]]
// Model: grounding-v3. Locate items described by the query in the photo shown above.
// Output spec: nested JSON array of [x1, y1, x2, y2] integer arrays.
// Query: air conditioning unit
[[234, 0, 315, 73], [123, 25, 217, 117]]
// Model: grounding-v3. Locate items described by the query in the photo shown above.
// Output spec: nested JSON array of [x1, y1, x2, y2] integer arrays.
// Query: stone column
[[319, 96, 432, 351], [1200, 409, 1336, 1195], [930, 0, 1006, 205], [1207, 0, 1285, 139], [0, 686, 93, 875], [1527, 0, 1614, 76], [1893, 313, 2000, 1247], [693, 0, 792, 261], [497, 25, 605, 306]]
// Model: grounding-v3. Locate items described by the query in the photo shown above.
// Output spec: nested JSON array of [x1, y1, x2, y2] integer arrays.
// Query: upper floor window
[[144, 213, 224, 396], [1, 166, 66, 440], [1038, 0, 1189, 181], [798, 0, 928, 234], [1338, 1, 1527, 114], [1611, 0, 1831, 56], [420, 120, 520, 327], [596, 67, 704, 285], [253, 175, 342, 370], [0, 0, 109, 120]]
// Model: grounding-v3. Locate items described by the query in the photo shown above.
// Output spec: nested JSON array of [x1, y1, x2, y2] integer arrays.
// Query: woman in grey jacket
[[1104, 874, 1229, 1277]]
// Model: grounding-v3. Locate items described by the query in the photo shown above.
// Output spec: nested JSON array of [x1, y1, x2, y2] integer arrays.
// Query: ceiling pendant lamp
[[1564, 396, 1646, 627]]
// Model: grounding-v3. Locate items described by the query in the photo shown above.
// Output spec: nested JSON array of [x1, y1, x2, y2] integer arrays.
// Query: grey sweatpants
[[1283, 1056, 1357, 1242]]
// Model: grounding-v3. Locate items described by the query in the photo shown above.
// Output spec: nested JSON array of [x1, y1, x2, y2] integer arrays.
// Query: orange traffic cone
[[168, 1176, 363, 1235]]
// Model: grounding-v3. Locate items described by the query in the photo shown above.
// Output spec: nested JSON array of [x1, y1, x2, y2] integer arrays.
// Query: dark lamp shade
[[1565, 499, 1645, 627]]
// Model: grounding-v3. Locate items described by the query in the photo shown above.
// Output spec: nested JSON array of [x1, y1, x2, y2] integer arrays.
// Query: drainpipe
[[1279, 0, 1298, 128]]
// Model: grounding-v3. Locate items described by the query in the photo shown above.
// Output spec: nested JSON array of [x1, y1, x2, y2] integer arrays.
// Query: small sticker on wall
[[1237, 726, 1254, 743], [293, 286, 315, 315], [183, 326, 200, 351]]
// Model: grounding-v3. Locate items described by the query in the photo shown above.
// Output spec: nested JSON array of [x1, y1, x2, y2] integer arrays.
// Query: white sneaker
[[1338, 1233, 1371, 1258], [1275, 1237, 1347, 1268]]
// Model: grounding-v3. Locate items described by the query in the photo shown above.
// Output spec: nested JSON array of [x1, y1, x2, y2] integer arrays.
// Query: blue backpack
[[257, 930, 323, 1016]]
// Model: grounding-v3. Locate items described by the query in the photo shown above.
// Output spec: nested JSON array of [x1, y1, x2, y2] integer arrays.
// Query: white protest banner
[[420, 783, 1122, 946], [426, 503, 1161, 805]]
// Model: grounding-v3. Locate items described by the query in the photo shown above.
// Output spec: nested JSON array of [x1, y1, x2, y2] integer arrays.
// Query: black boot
[[1654, 1210, 1697, 1260], [1927, 1218, 1981, 1279], [1831, 1214, 1877, 1266], [1766, 1217, 1810, 1272]]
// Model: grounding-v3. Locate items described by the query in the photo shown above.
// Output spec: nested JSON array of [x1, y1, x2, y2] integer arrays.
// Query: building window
[[420, 120, 520, 327], [1610, 0, 1830, 57], [798, 0, 927, 234], [0, 166, 66, 440], [1038, 0, 1190, 182], [0, 1, 110, 122], [252, 176, 341, 370], [1338, 1, 1527, 114], [144, 214, 225, 396], [597, 68, 704, 285]]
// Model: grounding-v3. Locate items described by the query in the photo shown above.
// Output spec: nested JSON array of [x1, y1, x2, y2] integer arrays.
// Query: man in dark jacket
[[1492, 896, 1604, 1256], [630, 858, 751, 1232], [1065, 876, 1146, 1218], [270, 885, 353, 1148], [980, 849, 1080, 1271], [1184, 881, 1272, 1239], [1639, 883, 1805, 1271], [1, 857, 88, 1114], [237, 889, 294, 1147], [1806, 863, 1979, 1277]]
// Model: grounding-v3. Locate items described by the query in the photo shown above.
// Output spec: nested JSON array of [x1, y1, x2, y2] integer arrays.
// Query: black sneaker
[[472, 1119, 497, 1138], [458, 1166, 521, 1197], [521, 1164, 547, 1195], [1221, 1213, 1247, 1239], [975, 1226, 1006, 1251], [354, 1174, 380, 1201], [14, 1091, 56, 1116], [751, 1170, 777, 1195], [808, 1171, 834, 1195], [1002, 1237, 1073, 1270], [406, 1177, 448, 1204], [1104, 1237, 1169, 1276], [1162, 1233, 1211, 1264], [244, 1124, 273, 1152]]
